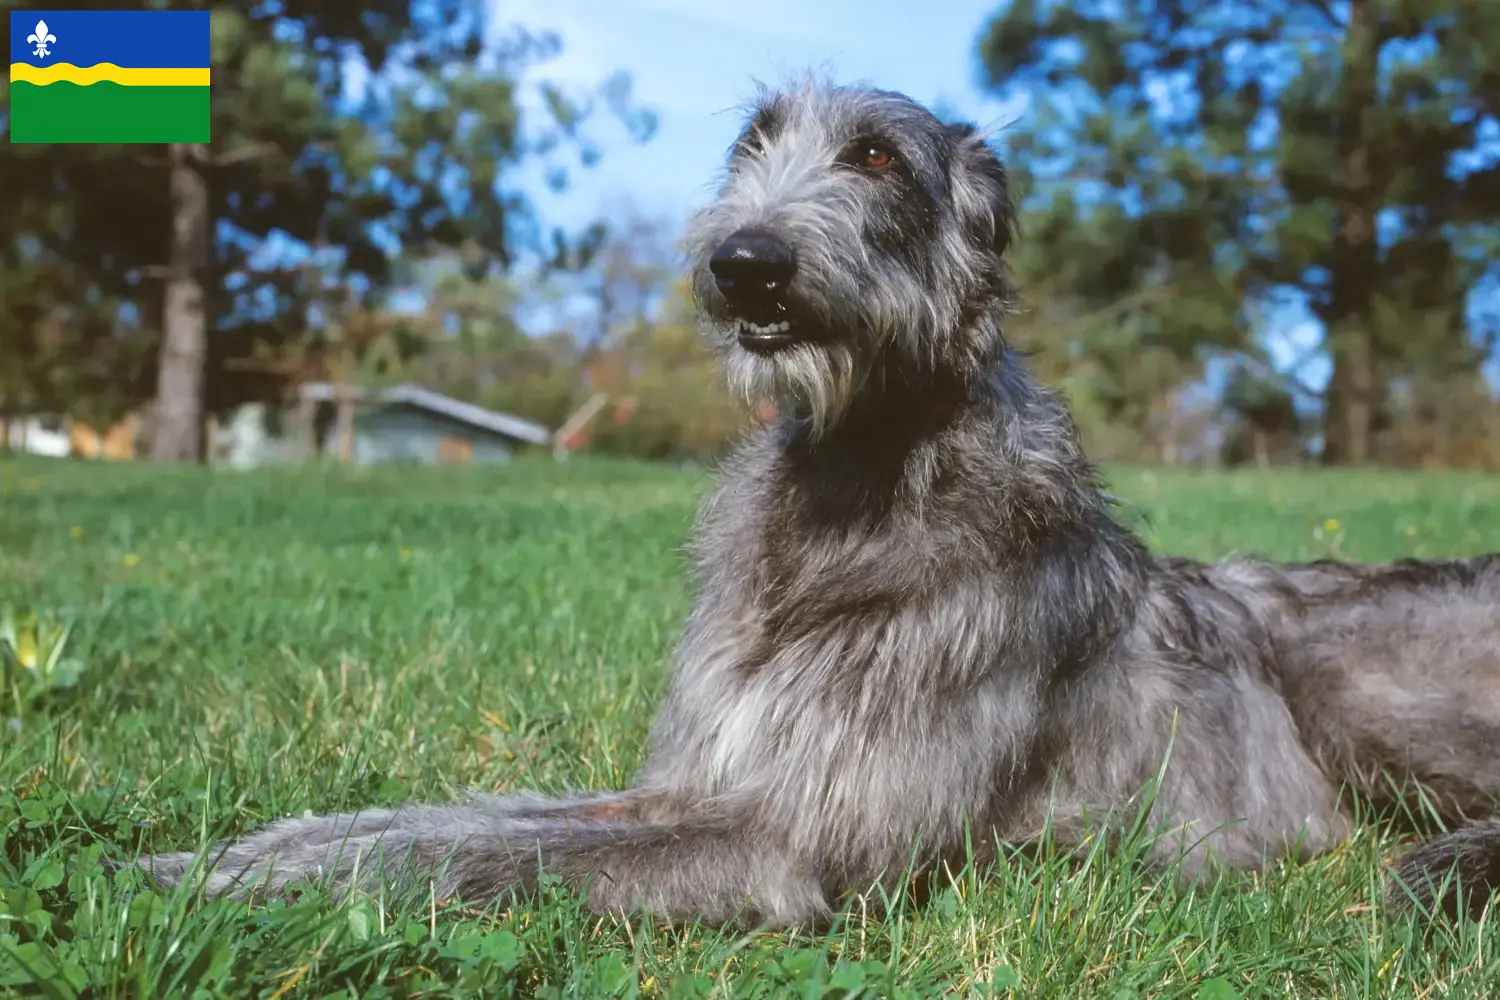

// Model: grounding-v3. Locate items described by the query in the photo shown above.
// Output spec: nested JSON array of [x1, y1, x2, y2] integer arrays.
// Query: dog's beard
[[723, 340, 862, 439]]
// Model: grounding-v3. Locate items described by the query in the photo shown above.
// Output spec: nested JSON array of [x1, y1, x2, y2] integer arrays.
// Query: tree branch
[[214, 142, 281, 167], [1239, 350, 1327, 401], [1306, 0, 1346, 30]]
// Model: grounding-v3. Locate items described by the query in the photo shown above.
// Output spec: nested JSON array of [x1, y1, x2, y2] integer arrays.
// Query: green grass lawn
[[4, 454, 1500, 998]]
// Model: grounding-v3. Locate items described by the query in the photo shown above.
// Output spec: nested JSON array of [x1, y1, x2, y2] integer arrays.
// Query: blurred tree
[[407, 254, 586, 430], [1220, 360, 1306, 467], [1376, 369, 1500, 469], [0, 217, 156, 445], [583, 276, 750, 462], [0, 0, 656, 461], [575, 211, 680, 352], [1004, 273, 1204, 461], [978, 0, 1500, 466], [411, 257, 529, 396]]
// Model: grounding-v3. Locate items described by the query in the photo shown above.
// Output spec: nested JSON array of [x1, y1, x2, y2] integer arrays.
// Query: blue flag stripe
[[10, 10, 210, 69]]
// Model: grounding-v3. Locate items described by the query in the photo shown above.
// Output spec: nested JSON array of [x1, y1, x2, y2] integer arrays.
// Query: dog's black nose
[[709, 229, 796, 302]]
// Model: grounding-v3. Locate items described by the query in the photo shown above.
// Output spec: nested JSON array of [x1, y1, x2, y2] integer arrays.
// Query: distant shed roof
[[298, 382, 554, 447]]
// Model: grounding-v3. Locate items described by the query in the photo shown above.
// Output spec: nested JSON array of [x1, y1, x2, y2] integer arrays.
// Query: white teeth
[[738, 320, 791, 335]]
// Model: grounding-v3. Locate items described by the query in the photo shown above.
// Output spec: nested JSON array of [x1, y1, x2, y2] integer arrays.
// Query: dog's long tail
[[1385, 820, 1500, 920], [132, 789, 828, 927]]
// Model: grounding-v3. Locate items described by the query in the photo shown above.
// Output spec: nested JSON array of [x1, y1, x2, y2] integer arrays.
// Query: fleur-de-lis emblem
[[27, 20, 57, 59]]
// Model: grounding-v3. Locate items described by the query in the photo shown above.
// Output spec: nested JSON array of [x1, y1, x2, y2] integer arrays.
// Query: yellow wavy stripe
[[9, 63, 209, 87]]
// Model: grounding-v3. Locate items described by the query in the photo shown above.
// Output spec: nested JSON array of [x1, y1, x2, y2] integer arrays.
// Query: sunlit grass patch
[[2, 454, 1499, 996]]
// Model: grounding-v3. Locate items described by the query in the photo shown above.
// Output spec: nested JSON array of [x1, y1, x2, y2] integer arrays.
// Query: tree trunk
[[149, 142, 211, 462], [1253, 428, 1269, 470], [1323, 319, 1376, 465], [295, 391, 318, 460], [335, 387, 356, 463], [1321, 0, 1381, 466], [335, 345, 357, 464]]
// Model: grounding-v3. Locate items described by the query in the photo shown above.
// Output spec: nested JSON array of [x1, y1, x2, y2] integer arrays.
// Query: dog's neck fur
[[776, 311, 1003, 460], [765, 315, 1103, 529], [768, 378, 963, 537], [743, 312, 1155, 668]]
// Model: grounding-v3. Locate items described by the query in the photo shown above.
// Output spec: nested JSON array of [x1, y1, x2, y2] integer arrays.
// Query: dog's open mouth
[[736, 319, 798, 354]]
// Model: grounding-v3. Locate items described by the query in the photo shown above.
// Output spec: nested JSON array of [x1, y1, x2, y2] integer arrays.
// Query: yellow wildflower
[[1323, 518, 1340, 533], [122, 553, 139, 568], [15, 628, 37, 670]]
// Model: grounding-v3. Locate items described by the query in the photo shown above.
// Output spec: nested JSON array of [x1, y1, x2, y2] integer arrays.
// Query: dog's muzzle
[[708, 229, 803, 354]]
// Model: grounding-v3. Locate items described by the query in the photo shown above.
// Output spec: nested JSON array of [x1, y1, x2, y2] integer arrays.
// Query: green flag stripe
[[10, 80, 208, 143]]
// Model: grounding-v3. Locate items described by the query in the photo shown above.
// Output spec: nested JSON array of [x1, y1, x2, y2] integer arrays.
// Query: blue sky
[[492, 0, 1023, 233]]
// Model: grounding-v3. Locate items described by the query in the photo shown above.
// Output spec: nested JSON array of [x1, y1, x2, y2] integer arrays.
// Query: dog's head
[[684, 76, 1017, 435]]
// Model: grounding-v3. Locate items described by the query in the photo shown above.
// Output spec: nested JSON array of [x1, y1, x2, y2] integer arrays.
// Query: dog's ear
[[945, 122, 1016, 259]]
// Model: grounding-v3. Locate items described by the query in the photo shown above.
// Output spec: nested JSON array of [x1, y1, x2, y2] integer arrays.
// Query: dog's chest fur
[[649, 411, 1089, 865]]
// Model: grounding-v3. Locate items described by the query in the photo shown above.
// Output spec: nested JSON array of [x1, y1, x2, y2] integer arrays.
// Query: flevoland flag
[[9, 9, 210, 144]]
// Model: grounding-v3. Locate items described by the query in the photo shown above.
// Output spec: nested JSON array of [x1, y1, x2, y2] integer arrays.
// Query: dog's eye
[[839, 139, 898, 173]]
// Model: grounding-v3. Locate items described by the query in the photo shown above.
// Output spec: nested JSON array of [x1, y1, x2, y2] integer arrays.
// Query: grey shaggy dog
[[138, 78, 1500, 926]]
